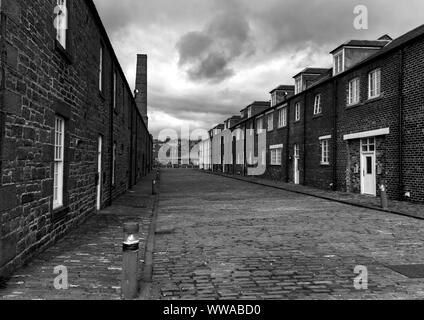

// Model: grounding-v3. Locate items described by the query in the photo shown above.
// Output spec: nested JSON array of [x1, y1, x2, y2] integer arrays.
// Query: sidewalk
[[206, 171, 424, 220], [0, 173, 156, 300]]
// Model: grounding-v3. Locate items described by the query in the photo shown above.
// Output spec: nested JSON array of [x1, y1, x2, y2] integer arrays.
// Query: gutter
[[398, 49, 405, 199]]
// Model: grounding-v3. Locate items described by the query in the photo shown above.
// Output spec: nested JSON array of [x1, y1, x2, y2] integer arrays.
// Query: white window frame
[[53, 116, 65, 210], [313, 94, 322, 115], [368, 69, 381, 99], [333, 50, 345, 75], [99, 45, 104, 91], [348, 77, 360, 105], [320, 139, 330, 165], [271, 92, 277, 107], [267, 113, 274, 132], [295, 103, 301, 122], [270, 145, 283, 166], [112, 142, 117, 186], [295, 77, 302, 95], [55, 0, 68, 49], [113, 70, 117, 110], [247, 107, 252, 118], [278, 107, 287, 128]]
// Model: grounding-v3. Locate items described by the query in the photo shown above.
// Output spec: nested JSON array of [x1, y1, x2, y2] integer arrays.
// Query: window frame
[[368, 68, 381, 99], [348, 77, 360, 105], [320, 139, 330, 165], [55, 0, 68, 49], [313, 94, 322, 115], [295, 77, 302, 95], [113, 69, 117, 110], [333, 50, 345, 75], [278, 107, 287, 128], [295, 103, 301, 122], [270, 147, 282, 166], [99, 44, 104, 92], [53, 116, 65, 210], [267, 113, 274, 132]]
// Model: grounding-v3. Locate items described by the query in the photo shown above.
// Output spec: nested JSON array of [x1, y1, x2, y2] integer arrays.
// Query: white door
[[361, 138, 376, 196], [294, 144, 300, 185], [97, 135, 102, 210]]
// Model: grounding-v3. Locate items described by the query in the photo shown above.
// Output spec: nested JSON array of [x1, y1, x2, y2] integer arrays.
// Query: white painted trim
[[277, 104, 288, 110], [265, 110, 274, 115], [270, 144, 283, 150], [343, 128, 390, 141], [319, 135, 332, 140]]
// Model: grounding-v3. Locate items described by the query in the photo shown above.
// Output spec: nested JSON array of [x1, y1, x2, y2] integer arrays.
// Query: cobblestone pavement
[[0, 175, 155, 300], [150, 169, 424, 300]]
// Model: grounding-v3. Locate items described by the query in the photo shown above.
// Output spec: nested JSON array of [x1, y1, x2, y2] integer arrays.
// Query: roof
[[293, 68, 331, 79], [240, 101, 270, 112], [330, 39, 391, 54], [270, 85, 295, 93]]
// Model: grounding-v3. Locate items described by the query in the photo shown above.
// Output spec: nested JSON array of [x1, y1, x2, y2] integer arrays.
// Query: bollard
[[152, 179, 157, 195], [122, 222, 140, 299], [380, 181, 388, 210], [156, 170, 160, 181]]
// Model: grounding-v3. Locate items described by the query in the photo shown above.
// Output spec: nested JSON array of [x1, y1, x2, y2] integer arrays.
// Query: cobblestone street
[[0, 176, 155, 300], [150, 169, 424, 300]]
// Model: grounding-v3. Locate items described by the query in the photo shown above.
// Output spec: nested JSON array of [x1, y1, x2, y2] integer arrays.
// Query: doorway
[[360, 138, 376, 196], [294, 144, 300, 185]]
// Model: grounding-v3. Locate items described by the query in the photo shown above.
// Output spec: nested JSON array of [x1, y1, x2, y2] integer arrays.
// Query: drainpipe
[[332, 79, 338, 191], [398, 49, 405, 200], [108, 69, 114, 206], [0, 10, 7, 174], [285, 102, 290, 183], [129, 99, 134, 189], [244, 124, 247, 176], [303, 92, 307, 185]]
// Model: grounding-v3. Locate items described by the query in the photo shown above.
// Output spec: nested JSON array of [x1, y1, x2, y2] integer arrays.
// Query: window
[[334, 51, 344, 75], [368, 69, 381, 99], [361, 138, 375, 152], [271, 92, 277, 107], [295, 78, 302, 94], [55, 0, 68, 49], [278, 107, 287, 128], [113, 71, 117, 110], [256, 117, 264, 134], [112, 142, 117, 186], [53, 116, 65, 209], [99, 45, 104, 91], [267, 113, 274, 131], [348, 78, 360, 105], [295, 103, 301, 121], [313, 94, 322, 115], [247, 107, 252, 118], [321, 139, 330, 165], [270, 146, 283, 165]]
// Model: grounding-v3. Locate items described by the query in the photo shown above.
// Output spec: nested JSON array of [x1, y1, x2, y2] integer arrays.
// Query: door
[[294, 144, 300, 185], [97, 135, 103, 210], [361, 138, 376, 196]]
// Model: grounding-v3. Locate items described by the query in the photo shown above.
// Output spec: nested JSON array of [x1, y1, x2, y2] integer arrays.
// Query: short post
[[156, 170, 160, 181], [380, 180, 388, 210], [122, 222, 140, 300], [152, 179, 157, 195]]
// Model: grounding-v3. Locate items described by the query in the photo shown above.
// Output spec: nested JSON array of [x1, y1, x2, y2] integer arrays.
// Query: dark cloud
[[176, 4, 254, 83]]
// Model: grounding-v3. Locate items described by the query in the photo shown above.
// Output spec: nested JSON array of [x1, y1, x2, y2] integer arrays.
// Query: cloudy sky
[[93, 0, 423, 138]]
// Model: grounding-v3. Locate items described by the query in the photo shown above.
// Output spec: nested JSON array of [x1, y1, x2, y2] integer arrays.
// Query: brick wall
[[0, 0, 152, 277]]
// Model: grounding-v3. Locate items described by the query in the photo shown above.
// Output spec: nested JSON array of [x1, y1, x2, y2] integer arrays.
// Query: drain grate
[[387, 264, 424, 279]]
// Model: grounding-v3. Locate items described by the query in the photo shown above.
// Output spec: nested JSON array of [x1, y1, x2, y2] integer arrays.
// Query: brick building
[[0, 0, 152, 277], [202, 24, 424, 204]]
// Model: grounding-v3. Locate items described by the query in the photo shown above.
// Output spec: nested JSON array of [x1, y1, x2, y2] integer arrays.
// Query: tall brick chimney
[[135, 54, 148, 127]]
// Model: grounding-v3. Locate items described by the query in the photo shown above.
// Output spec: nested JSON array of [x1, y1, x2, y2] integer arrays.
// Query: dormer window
[[295, 78, 302, 94], [334, 50, 344, 75], [247, 107, 252, 118], [271, 92, 277, 107]]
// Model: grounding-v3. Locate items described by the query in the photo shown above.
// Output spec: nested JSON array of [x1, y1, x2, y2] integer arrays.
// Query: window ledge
[[346, 102, 361, 109], [366, 95, 383, 103], [320, 163, 331, 166], [52, 206, 70, 223], [55, 40, 73, 64], [313, 113, 323, 119]]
